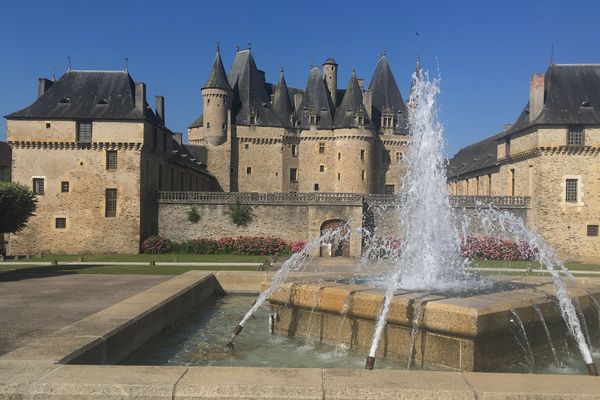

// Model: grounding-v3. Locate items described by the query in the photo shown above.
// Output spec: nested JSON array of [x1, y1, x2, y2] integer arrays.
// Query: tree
[[0, 182, 37, 234]]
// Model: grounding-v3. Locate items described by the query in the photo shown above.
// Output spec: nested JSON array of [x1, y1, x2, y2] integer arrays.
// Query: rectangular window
[[309, 115, 317, 125], [319, 165, 324, 173], [76, 122, 92, 143], [587, 225, 599, 237], [567, 126, 584, 146], [337, 173, 341, 180], [106, 150, 118, 170], [250, 115, 256, 125], [244, 143, 249, 149], [246, 167, 252, 174], [290, 168, 298, 182], [510, 169, 515, 196], [338, 152, 341, 160], [45, 122, 51, 129], [61, 181, 69, 193], [291, 144, 297, 157], [105, 189, 117, 217], [566, 179, 578, 203], [33, 178, 44, 195], [55, 218, 66, 229], [385, 185, 395, 195], [360, 149, 365, 160], [488, 173, 492, 196], [396, 152, 402, 162], [361, 170, 365, 181], [314, 183, 320, 191], [319, 143, 325, 153]]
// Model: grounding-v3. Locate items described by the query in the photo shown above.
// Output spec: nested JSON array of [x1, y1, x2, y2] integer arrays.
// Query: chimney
[[155, 95, 165, 125], [529, 73, 545, 122], [173, 132, 182, 145], [357, 78, 365, 91], [38, 78, 54, 98], [135, 82, 146, 113]]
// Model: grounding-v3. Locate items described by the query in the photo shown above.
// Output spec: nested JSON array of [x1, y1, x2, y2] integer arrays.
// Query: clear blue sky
[[1, 0, 599, 156]]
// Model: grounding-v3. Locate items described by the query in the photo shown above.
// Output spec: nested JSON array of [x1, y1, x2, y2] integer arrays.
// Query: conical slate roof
[[203, 51, 232, 91], [271, 69, 294, 128], [369, 55, 408, 134], [334, 71, 371, 129], [298, 67, 334, 129]]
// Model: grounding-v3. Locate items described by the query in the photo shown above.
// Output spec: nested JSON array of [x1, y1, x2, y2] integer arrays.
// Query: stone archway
[[320, 219, 350, 257]]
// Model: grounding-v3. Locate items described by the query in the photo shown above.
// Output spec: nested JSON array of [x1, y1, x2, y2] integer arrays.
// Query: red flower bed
[[460, 236, 536, 261], [142, 235, 173, 254], [190, 236, 293, 256]]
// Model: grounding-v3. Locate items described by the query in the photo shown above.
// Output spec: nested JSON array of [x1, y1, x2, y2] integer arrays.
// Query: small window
[[290, 168, 298, 182], [338, 152, 341, 160], [337, 173, 341, 180], [61, 181, 69, 193], [356, 115, 364, 126], [566, 179, 578, 203], [106, 150, 118, 170], [249, 115, 256, 125], [76, 122, 92, 143], [45, 122, 51, 129], [319, 165, 324, 173], [97, 98, 108, 105], [244, 143, 249, 149], [246, 167, 252, 174], [105, 189, 117, 217], [33, 178, 44, 195], [319, 143, 325, 153], [206, 122, 211, 128], [55, 218, 66, 229], [222, 122, 226, 131], [314, 183, 320, 191], [385, 185, 395, 195], [567, 126, 584, 146], [291, 144, 298, 157], [207, 99, 210, 105], [309, 115, 317, 125], [396, 152, 403, 162], [362, 170, 365, 181], [360, 149, 365, 160], [587, 225, 599, 237]]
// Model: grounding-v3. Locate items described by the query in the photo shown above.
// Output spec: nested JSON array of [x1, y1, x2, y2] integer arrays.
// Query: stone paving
[[0, 272, 170, 355]]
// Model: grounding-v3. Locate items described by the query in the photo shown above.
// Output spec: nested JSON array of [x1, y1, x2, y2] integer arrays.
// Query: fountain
[[228, 68, 600, 375]]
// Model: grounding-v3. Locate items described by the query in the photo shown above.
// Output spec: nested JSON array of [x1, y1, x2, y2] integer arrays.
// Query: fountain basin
[[265, 277, 600, 371]]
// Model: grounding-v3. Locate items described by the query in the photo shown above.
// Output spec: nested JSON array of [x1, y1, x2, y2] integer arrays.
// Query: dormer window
[[581, 100, 592, 108], [309, 114, 317, 125], [97, 98, 108, 105], [249, 115, 257, 125], [355, 115, 364, 126], [382, 116, 394, 128], [59, 97, 70, 104]]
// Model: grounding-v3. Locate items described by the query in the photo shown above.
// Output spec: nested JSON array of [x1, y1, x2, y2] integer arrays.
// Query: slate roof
[[271, 69, 295, 128], [227, 50, 281, 127], [369, 55, 408, 134], [333, 71, 372, 129], [0, 142, 11, 167], [203, 51, 232, 91], [503, 64, 600, 138], [170, 140, 212, 175], [6, 71, 161, 124], [447, 132, 503, 179], [298, 67, 334, 129]]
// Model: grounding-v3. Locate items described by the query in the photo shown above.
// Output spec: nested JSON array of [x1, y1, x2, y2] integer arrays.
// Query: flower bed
[[460, 236, 536, 261]]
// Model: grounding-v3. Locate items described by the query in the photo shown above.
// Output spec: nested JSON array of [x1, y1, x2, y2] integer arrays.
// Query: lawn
[[10, 253, 278, 263], [471, 259, 600, 271]]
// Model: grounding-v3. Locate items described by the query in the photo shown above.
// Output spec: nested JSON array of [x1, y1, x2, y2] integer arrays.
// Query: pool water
[[124, 295, 600, 373]]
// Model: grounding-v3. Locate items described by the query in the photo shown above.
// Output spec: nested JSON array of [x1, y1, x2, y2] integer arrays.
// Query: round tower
[[202, 49, 232, 146], [323, 58, 338, 107]]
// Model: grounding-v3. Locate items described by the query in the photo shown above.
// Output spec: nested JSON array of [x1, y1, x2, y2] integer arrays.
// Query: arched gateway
[[320, 219, 350, 257]]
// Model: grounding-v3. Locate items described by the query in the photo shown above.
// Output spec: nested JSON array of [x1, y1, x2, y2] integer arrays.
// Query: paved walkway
[[0, 273, 169, 356]]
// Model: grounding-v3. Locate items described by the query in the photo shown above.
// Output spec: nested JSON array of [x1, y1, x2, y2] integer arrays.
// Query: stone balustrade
[[158, 191, 531, 208]]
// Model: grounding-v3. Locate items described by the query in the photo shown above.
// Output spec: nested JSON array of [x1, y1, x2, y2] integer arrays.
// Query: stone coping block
[[2, 362, 600, 399]]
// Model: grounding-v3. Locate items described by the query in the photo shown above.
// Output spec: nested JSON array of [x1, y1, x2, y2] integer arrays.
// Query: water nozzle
[[587, 362, 598, 376], [365, 356, 375, 370], [225, 324, 244, 348]]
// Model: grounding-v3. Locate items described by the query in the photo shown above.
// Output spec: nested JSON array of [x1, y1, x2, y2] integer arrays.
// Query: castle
[[187, 48, 414, 195], [448, 64, 600, 263]]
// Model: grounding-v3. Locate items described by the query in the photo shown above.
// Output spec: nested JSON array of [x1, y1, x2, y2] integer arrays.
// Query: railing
[[158, 191, 531, 208]]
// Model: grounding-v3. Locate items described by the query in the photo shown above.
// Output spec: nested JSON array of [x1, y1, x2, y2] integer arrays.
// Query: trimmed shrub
[[142, 235, 173, 254], [187, 206, 200, 223], [226, 201, 254, 227], [191, 238, 219, 254]]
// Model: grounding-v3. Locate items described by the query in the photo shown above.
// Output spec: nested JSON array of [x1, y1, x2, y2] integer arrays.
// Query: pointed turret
[[334, 70, 371, 129], [272, 68, 294, 127], [298, 66, 334, 129], [203, 49, 232, 91], [368, 54, 408, 134], [201, 49, 233, 145]]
